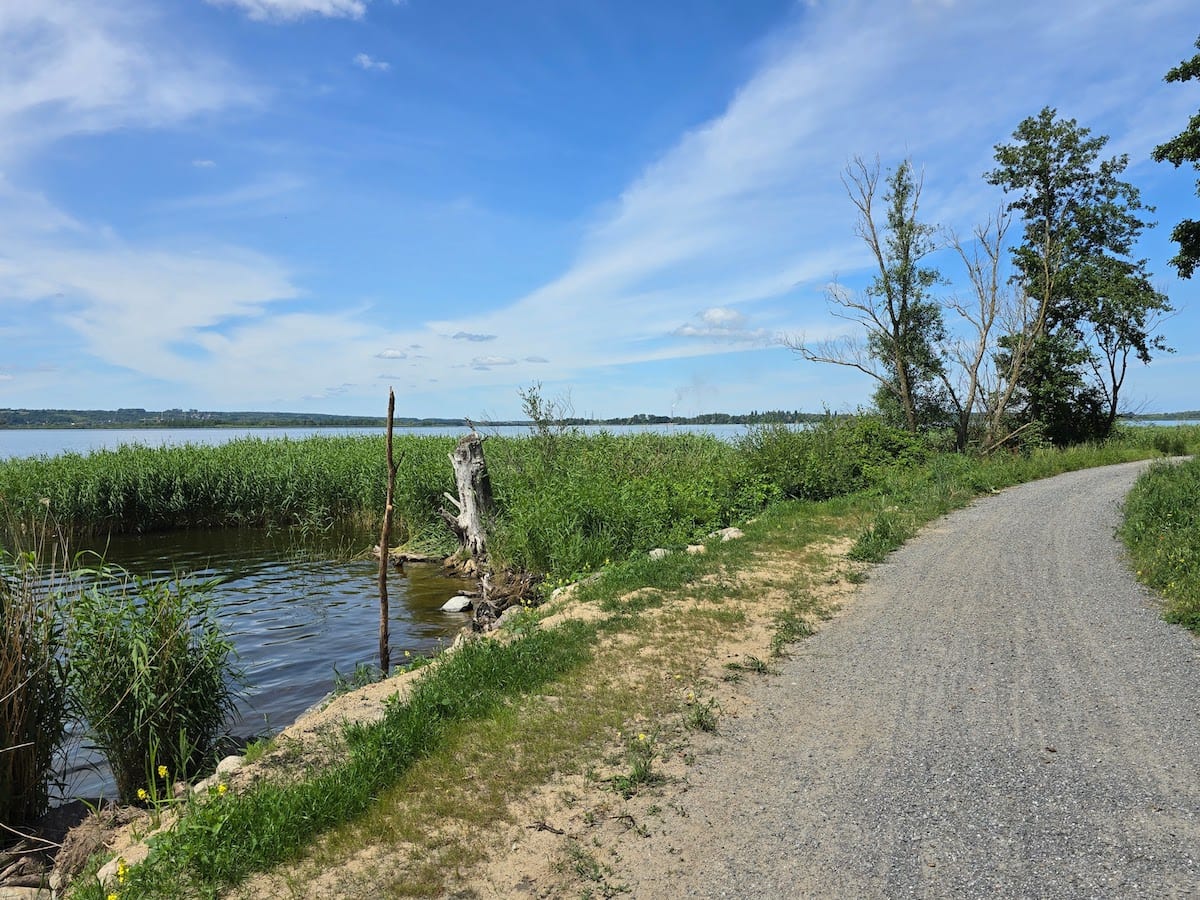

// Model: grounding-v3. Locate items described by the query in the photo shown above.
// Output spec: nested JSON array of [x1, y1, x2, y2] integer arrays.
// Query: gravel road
[[623, 461, 1200, 899]]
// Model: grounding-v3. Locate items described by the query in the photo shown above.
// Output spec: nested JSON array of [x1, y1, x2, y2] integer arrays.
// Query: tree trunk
[[439, 432, 494, 576]]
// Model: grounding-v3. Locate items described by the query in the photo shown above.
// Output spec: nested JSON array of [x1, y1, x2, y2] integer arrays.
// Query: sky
[[0, 0, 1198, 420]]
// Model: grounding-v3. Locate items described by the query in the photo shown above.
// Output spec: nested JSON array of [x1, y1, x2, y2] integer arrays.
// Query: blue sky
[[1, 0, 1198, 420]]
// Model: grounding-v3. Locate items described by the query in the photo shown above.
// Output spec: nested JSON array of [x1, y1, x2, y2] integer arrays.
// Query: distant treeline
[[1123, 411, 1200, 421], [0, 408, 825, 429]]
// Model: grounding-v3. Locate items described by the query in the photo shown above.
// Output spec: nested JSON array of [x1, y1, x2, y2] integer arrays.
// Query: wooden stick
[[378, 388, 396, 673]]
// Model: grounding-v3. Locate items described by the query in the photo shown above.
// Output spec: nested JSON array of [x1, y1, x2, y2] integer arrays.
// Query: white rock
[[713, 527, 744, 542], [686, 544, 707, 555], [0, 887, 45, 899], [649, 548, 670, 560], [216, 754, 245, 776], [440, 596, 473, 612]]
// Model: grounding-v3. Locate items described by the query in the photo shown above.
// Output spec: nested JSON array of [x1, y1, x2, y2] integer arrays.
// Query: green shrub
[[0, 544, 68, 825], [66, 570, 240, 802], [739, 417, 929, 501]]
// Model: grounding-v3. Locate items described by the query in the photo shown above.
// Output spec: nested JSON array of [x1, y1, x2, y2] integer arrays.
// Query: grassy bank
[[1120, 455, 1200, 631], [63, 430, 1197, 898]]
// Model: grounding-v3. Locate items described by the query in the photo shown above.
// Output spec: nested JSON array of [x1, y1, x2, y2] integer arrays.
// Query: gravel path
[[624, 461, 1200, 899]]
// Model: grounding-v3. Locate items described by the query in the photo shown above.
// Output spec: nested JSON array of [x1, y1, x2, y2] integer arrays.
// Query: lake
[[0, 423, 753, 460]]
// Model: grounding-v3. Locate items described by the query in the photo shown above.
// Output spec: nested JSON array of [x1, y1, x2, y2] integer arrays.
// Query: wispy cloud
[[192, 159, 218, 169], [451, 331, 497, 342], [207, 0, 367, 22], [353, 53, 391, 73], [164, 173, 306, 212], [376, 348, 407, 359], [0, 3, 257, 165]]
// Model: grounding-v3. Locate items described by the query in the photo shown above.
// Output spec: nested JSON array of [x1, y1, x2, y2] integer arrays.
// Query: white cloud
[[0, 3, 256, 165], [673, 307, 773, 344], [353, 53, 391, 73], [206, 0, 367, 22], [451, 331, 497, 342], [376, 348, 407, 359], [471, 356, 517, 370], [192, 159, 217, 168]]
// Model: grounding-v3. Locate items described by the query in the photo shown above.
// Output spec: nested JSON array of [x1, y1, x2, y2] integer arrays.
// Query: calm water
[[61, 528, 470, 800]]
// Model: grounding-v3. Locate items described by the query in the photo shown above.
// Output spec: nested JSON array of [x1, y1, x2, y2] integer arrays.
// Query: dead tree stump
[[439, 431, 494, 577]]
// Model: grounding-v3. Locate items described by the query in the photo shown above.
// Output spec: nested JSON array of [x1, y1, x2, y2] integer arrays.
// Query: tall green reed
[[66, 570, 241, 803], [0, 509, 69, 825]]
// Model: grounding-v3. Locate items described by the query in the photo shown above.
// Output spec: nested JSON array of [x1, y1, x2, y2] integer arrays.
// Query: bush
[[66, 570, 240, 802], [739, 417, 930, 501], [0, 544, 68, 825]]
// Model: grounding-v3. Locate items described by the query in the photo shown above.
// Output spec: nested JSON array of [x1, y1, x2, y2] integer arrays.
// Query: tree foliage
[[1152, 34, 1200, 279], [987, 107, 1170, 443]]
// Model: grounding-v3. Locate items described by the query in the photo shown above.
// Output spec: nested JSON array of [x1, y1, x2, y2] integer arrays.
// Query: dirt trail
[[613, 461, 1200, 898]]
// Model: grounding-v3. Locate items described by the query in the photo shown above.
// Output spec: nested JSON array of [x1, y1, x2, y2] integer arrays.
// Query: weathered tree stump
[[439, 432, 495, 577]]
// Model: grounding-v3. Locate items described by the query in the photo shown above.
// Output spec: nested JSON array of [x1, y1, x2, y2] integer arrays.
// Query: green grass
[[1120, 456, 1200, 631], [72, 622, 595, 899]]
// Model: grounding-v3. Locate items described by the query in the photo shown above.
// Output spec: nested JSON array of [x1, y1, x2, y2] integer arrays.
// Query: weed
[[724, 655, 774, 676], [609, 732, 662, 798], [683, 695, 719, 733], [331, 662, 383, 696]]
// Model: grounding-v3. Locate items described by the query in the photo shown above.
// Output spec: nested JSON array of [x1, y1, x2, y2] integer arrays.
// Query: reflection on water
[[64, 528, 468, 799]]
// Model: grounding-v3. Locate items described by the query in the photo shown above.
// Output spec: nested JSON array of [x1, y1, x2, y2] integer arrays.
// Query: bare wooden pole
[[378, 388, 396, 672]]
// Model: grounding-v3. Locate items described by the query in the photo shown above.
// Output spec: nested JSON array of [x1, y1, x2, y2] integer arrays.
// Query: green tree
[[1152, 34, 1200, 279], [792, 157, 945, 433], [987, 107, 1169, 443]]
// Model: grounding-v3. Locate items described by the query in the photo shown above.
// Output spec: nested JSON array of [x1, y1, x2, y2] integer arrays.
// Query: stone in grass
[[441, 595, 473, 613], [649, 548, 670, 560], [709, 527, 744, 542], [686, 544, 706, 555]]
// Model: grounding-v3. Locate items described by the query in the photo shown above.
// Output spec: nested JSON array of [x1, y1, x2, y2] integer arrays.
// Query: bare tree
[[789, 157, 944, 432], [940, 208, 1049, 450]]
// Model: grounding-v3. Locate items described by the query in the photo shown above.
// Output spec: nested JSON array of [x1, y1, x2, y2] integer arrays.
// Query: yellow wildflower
[[117, 858, 128, 883], [136, 788, 148, 801], [108, 893, 120, 900], [157, 764, 169, 779], [637, 733, 647, 742], [218, 783, 228, 795]]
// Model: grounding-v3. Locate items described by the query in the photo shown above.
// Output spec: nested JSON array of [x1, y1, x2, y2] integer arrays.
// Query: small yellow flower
[[404, 649, 411, 657], [687, 692, 695, 702], [107, 893, 120, 900], [217, 783, 228, 795], [157, 764, 169, 779], [673, 674, 682, 680], [637, 733, 647, 742], [117, 858, 128, 884], [136, 788, 148, 801]]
